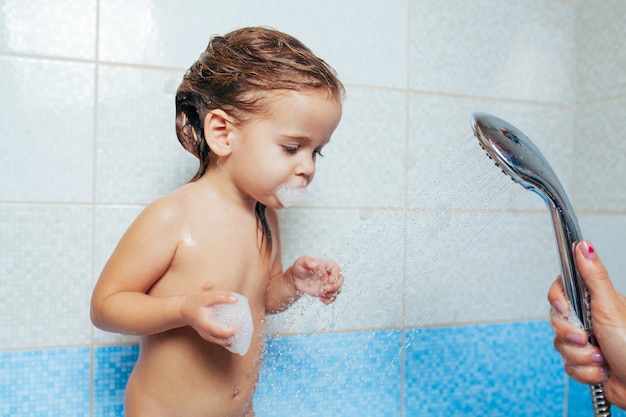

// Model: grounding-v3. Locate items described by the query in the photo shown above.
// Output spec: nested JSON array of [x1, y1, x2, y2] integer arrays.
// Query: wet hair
[[175, 26, 344, 247]]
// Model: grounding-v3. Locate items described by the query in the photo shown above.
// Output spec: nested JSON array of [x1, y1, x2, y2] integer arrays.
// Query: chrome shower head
[[471, 112, 586, 324], [471, 112, 610, 416]]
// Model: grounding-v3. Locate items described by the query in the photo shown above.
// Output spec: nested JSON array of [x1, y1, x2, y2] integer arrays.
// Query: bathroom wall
[[1, 0, 625, 416]]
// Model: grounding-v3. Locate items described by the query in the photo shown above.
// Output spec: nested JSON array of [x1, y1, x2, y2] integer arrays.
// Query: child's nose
[[296, 156, 315, 179]]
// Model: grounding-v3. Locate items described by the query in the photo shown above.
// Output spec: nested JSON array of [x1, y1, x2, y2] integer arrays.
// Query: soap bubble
[[275, 184, 308, 208], [210, 293, 254, 356]]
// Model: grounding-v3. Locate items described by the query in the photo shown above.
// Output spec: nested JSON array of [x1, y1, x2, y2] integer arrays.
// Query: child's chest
[[161, 215, 271, 297]]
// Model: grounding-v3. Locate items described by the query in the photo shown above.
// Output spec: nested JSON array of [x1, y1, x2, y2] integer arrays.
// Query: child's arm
[[265, 256, 344, 314], [90, 197, 235, 345]]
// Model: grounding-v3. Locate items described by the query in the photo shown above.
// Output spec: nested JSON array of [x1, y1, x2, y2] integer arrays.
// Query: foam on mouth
[[275, 184, 308, 208]]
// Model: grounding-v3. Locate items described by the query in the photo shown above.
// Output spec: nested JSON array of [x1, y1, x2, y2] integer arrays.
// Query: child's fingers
[[202, 333, 234, 347], [301, 256, 318, 271], [194, 291, 239, 342], [205, 290, 238, 306], [323, 260, 341, 276], [320, 277, 343, 304], [198, 319, 235, 342]]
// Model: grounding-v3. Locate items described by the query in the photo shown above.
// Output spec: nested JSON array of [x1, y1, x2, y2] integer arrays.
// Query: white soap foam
[[210, 293, 254, 356], [275, 184, 308, 208]]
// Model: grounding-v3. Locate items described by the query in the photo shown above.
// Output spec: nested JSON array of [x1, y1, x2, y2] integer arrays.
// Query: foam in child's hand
[[210, 293, 254, 356], [275, 184, 308, 208]]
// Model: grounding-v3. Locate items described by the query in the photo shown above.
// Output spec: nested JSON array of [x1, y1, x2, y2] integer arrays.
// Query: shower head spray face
[[470, 112, 611, 416], [471, 112, 573, 215]]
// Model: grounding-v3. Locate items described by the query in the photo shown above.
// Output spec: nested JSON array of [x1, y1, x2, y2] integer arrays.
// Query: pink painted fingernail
[[552, 300, 567, 315], [591, 352, 606, 364], [566, 333, 588, 346]]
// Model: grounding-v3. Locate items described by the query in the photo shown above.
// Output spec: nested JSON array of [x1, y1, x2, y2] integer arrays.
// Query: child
[[90, 26, 345, 417]]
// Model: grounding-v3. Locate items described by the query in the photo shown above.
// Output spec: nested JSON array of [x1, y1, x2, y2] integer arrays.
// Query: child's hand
[[290, 257, 344, 304], [180, 290, 237, 347]]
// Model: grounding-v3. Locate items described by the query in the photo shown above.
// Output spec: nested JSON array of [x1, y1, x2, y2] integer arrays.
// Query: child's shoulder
[[135, 186, 194, 228], [140, 181, 216, 224]]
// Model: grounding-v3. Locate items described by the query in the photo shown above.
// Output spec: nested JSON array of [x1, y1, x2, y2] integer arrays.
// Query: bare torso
[[123, 180, 278, 417]]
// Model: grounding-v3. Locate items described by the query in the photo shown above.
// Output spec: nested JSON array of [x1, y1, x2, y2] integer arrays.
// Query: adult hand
[[548, 240, 626, 409]]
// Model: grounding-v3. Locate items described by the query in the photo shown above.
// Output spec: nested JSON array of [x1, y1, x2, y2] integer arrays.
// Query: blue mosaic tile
[[255, 330, 403, 417], [567, 378, 626, 417], [404, 321, 565, 416], [1, 323, 603, 416], [0, 348, 90, 416], [93, 345, 139, 417]]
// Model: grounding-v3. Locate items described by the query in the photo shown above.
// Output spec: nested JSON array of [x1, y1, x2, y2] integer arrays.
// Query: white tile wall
[[576, 0, 626, 102], [0, 57, 95, 203], [409, 0, 576, 104], [405, 210, 558, 326], [98, 0, 408, 89], [96, 65, 195, 204], [0, 205, 93, 348], [572, 98, 626, 212], [406, 94, 574, 212], [308, 87, 408, 208], [0, 0, 96, 59], [269, 208, 406, 334], [1, 0, 624, 352]]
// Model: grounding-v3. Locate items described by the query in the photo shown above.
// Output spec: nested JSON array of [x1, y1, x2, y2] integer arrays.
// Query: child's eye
[[282, 145, 299, 154], [313, 149, 324, 158]]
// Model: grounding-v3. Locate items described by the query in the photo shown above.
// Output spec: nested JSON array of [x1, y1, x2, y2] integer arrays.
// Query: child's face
[[227, 90, 342, 208]]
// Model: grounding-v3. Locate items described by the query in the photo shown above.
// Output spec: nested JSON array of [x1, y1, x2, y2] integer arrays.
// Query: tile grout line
[[89, 1, 101, 416], [399, 1, 413, 415]]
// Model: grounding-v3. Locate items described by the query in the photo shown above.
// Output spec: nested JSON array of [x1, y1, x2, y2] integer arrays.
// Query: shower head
[[471, 112, 586, 322], [471, 112, 611, 416], [471, 112, 580, 240]]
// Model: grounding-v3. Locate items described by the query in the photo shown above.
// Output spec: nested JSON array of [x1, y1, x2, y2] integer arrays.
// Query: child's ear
[[203, 110, 234, 157]]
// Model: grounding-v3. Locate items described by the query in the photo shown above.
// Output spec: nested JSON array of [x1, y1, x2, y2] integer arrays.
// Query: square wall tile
[[0, 0, 96, 59], [573, 99, 626, 212], [267, 208, 405, 334], [256, 331, 402, 417], [405, 321, 565, 416], [0, 57, 95, 203], [308, 86, 408, 209], [0, 348, 90, 416], [576, 0, 626, 102], [405, 211, 558, 326], [99, 0, 408, 88], [93, 345, 139, 417], [409, 0, 576, 103], [96, 65, 196, 204], [0, 205, 93, 348]]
